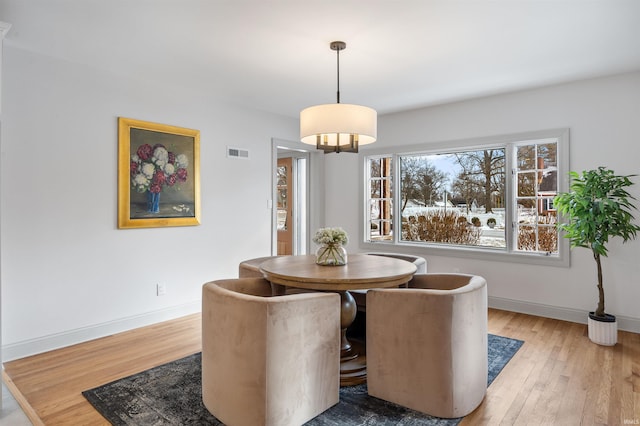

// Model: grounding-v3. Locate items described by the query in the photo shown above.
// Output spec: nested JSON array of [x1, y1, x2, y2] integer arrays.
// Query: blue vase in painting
[[146, 191, 160, 213]]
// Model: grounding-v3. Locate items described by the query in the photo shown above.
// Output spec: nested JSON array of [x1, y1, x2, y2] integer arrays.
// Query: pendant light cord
[[330, 41, 346, 104], [336, 46, 341, 104]]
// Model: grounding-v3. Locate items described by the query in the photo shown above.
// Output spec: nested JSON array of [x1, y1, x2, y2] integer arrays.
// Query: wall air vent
[[226, 146, 250, 159]]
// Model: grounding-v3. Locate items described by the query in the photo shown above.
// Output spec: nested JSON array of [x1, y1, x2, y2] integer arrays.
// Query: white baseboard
[[1, 301, 201, 362], [489, 296, 640, 334]]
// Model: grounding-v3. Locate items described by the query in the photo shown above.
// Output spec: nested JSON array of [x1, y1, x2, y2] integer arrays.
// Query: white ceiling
[[2, 0, 640, 118]]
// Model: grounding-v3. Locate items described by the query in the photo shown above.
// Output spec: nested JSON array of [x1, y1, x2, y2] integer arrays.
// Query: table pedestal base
[[340, 339, 367, 386], [339, 291, 367, 386]]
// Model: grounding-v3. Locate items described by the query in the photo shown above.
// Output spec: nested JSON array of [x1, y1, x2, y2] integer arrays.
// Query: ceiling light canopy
[[300, 41, 377, 154]]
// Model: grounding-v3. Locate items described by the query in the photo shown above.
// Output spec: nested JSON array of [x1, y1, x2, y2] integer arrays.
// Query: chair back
[[366, 273, 488, 418], [202, 278, 340, 426], [365, 252, 427, 273]]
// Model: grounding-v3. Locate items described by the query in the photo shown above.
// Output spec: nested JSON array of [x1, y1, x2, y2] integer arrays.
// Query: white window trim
[[359, 128, 570, 267]]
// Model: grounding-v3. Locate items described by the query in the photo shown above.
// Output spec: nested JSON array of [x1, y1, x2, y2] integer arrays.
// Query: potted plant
[[554, 167, 640, 345], [486, 217, 496, 229]]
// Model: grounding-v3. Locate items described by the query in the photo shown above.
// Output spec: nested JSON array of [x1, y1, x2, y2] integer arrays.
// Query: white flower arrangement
[[312, 227, 348, 246]]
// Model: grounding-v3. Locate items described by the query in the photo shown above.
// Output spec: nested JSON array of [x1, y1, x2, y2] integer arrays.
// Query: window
[[514, 141, 558, 254], [368, 156, 393, 241], [362, 129, 569, 265]]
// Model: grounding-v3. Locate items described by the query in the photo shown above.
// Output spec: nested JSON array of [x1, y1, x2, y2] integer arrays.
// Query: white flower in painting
[[152, 147, 168, 169], [176, 154, 188, 169], [153, 146, 169, 162], [164, 163, 175, 175], [131, 154, 140, 163], [132, 173, 149, 192], [141, 162, 156, 178]]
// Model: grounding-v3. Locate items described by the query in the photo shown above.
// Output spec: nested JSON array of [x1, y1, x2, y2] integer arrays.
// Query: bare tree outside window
[[400, 156, 448, 212], [454, 149, 506, 213]]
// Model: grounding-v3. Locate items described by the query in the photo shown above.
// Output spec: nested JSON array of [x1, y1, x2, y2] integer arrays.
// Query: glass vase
[[315, 243, 347, 266], [146, 191, 160, 213]]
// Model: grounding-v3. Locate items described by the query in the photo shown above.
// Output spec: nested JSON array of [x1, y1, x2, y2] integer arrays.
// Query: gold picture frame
[[118, 117, 201, 229]]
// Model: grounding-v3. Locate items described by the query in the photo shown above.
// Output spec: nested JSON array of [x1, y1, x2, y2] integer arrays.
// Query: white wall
[[326, 72, 640, 332], [0, 47, 298, 360]]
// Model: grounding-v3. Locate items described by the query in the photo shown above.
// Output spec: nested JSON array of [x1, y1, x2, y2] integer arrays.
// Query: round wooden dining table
[[260, 254, 417, 386]]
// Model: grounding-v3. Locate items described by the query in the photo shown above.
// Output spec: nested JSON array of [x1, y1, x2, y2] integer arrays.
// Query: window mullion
[[392, 153, 400, 244], [506, 150, 516, 253]]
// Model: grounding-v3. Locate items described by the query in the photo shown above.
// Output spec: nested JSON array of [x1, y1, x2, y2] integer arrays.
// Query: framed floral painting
[[118, 117, 201, 229]]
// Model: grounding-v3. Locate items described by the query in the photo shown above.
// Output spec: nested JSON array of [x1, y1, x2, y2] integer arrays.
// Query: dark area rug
[[83, 334, 523, 425]]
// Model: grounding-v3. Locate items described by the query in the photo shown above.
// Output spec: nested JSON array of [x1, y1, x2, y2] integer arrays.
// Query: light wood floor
[[3, 309, 639, 425]]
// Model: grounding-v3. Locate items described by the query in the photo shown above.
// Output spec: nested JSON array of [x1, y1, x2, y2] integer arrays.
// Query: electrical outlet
[[156, 283, 167, 296]]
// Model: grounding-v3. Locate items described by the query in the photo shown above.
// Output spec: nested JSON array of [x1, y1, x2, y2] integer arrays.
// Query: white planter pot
[[587, 313, 617, 346]]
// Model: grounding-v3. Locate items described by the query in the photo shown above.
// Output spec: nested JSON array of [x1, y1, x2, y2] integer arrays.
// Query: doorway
[[272, 138, 321, 256], [276, 151, 308, 255], [276, 157, 293, 254]]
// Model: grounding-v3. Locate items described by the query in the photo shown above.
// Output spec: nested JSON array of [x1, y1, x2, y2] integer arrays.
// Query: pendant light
[[300, 41, 377, 153]]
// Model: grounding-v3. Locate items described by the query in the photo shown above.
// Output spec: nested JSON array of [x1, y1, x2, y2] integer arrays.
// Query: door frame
[[271, 138, 324, 255]]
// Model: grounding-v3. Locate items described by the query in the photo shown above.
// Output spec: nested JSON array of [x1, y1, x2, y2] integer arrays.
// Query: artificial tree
[[554, 167, 640, 319]]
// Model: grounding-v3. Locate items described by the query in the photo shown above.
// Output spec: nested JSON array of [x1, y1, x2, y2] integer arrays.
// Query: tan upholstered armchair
[[366, 252, 427, 274], [202, 278, 340, 426], [238, 256, 300, 295], [238, 256, 279, 278], [366, 273, 488, 418], [351, 253, 427, 312]]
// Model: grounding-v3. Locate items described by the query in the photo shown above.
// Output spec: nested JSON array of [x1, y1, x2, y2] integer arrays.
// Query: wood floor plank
[[621, 331, 640, 423], [551, 322, 588, 425], [3, 309, 640, 425]]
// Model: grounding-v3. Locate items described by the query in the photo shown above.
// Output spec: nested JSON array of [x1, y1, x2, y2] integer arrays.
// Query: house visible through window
[[514, 140, 558, 254], [363, 129, 568, 264]]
